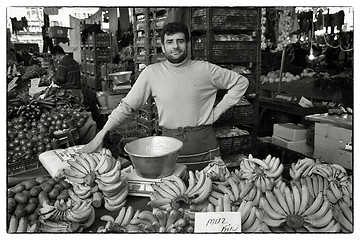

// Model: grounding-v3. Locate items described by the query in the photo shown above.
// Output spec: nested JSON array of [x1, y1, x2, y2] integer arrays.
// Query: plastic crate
[[7, 156, 42, 177], [191, 7, 259, 30], [215, 104, 254, 126], [217, 134, 252, 154]]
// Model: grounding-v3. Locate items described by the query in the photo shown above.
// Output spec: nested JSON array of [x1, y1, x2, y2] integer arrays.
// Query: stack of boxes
[[313, 123, 352, 169], [272, 123, 313, 155]]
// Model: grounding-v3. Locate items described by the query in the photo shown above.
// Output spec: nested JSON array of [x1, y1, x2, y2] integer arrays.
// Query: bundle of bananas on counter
[[235, 154, 284, 193], [148, 170, 212, 210], [61, 148, 129, 211], [38, 197, 95, 232], [289, 157, 317, 180], [202, 156, 231, 182], [96, 206, 137, 233], [126, 208, 194, 233], [259, 182, 340, 233]]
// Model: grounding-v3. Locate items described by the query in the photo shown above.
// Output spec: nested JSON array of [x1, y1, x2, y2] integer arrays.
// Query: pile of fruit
[[260, 68, 317, 84], [7, 148, 353, 233], [7, 106, 89, 165]]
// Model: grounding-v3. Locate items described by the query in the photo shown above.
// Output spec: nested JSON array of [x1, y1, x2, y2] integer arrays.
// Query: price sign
[[194, 212, 241, 233]]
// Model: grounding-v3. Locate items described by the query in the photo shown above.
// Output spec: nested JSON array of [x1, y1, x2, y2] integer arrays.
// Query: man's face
[[161, 32, 188, 64]]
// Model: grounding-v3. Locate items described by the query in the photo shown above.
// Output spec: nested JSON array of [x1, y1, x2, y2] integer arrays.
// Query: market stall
[[6, 6, 353, 234]]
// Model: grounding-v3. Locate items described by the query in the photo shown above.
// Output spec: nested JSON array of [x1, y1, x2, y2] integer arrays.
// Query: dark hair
[[160, 22, 190, 44], [51, 45, 65, 55]]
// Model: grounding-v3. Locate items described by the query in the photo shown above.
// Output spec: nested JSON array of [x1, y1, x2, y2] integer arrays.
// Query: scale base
[[127, 164, 187, 197]]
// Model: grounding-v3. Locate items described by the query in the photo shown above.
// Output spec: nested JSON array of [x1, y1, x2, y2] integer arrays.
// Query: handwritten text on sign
[[194, 212, 242, 233]]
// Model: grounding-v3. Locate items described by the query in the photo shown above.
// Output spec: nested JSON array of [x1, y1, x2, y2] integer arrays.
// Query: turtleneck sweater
[[103, 58, 249, 131]]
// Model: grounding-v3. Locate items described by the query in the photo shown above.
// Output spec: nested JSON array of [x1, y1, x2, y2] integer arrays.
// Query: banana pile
[[289, 157, 317, 180], [127, 208, 194, 233], [202, 157, 231, 181], [38, 198, 95, 232], [97, 206, 137, 233], [148, 170, 212, 210], [61, 148, 128, 211], [235, 154, 284, 192]]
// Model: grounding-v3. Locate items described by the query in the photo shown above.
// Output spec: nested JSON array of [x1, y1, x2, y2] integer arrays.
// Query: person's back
[[57, 54, 81, 89]]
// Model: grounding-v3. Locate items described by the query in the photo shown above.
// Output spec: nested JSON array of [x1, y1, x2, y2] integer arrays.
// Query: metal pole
[[278, 47, 286, 93]]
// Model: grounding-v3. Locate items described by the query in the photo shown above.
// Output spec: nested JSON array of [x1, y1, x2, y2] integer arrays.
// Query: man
[[82, 22, 249, 171], [51, 46, 83, 104]]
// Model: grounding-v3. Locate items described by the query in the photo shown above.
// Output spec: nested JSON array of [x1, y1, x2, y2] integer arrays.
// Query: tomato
[[37, 145, 46, 153], [8, 142, 16, 149], [18, 116, 26, 124], [39, 126, 49, 134], [43, 136, 51, 144], [19, 139, 27, 146], [31, 121, 38, 128], [26, 141, 34, 149], [45, 143, 52, 151], [59, 112, 67, 120], [47, 116, 53, 122], [13, 138, 20, 146], [61, 122, 69, 129], [24, 122, 31, 129], [52, 114, 60, 121], [43, 120, 51, 127], [24, 149, 34, 159]]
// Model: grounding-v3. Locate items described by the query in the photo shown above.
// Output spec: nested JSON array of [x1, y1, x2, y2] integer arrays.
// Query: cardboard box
[[313, 146, 352, 170], [314, 122, 352, 142], [314, 135, 346, 150], [272, 135, 313, 155], [273, 123, 309, 141]]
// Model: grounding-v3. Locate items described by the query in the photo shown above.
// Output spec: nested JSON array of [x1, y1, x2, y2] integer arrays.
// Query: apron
[[161, 125, 221, 172]]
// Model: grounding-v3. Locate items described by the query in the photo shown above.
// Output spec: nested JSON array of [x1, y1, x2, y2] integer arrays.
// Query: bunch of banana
[[99, 179, 129, 211], [148, 170, 212, 210], [128, 208, 193, 233], [39, 218, 83, 233], [72, 183, 100, 201], [333, 200, 353, 232], [66, 199, 96, 229], [235, 154, 284, 193], [96, 206, 137, 233], [288, 157, 316, 180], [202, 156, 230, 182], [38, 199, 72, 222], [298, 175, 329, 205], [311, 163, 348, 183], [259, 183, 339, 233]]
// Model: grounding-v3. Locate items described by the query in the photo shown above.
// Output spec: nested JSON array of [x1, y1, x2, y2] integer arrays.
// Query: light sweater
[[103, 58, 249, 131]]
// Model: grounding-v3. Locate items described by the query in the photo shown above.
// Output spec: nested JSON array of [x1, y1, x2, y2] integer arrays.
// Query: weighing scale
[[127, 164, 187, 197]]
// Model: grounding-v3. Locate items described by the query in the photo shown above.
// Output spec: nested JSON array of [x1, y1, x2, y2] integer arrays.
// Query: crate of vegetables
[[215, 126, 252, 154]]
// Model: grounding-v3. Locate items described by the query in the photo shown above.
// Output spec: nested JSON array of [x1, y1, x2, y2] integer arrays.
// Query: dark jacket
[[55, 55, 81, 89]]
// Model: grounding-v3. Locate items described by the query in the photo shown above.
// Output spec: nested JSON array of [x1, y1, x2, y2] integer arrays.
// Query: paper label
[[194, 212, 241, 233]]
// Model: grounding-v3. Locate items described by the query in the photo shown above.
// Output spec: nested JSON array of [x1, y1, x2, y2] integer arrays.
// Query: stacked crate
[[190, 7, 262, 157], [132, 7, 167, 136]]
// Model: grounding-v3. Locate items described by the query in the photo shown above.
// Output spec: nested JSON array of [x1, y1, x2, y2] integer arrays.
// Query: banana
[[95, 178, 127, 193], [304, 176, 315, 198], [242, 206, 257, 229], [264, 154, 272, 165], [314, 164, 332, 179], [161, 179, 181, 196], [273, 186, 290, 215], [190, 176, 212, 204], [239, 181, 254, 199], [228, 176, 240, 201], [215, 196, 224, 212], [243, 185, 257, 201], [326, 189, 338, 204], [167, 175, 186, 195], [244, 218, 262, 233], [154, 209, 167, 227], [292, 185, 301, 214], [248, 158, 269, 170], [208, 195, 219, 206], [104, 198, 127, 212], [263, 176, 274, 191], [151, 182, 175, 199], [185, 170, 196, 194], [137, 210, 158, 225], [207, 202, 215, 212], [266, 157, 280, 174], [166, 209, 179, 227], [158, 181, 178, 198], [68, 159, 89, 175], [261, 211, 284, 228], [304, 207, 333, 228], [265, 163, 283, 178], [301, 190, 323, 216], [114, 206, 127, 225], [259, 176, 267, 193], [284, 186, 294, 214], [305, 198, 331, 220], [237, 200, 252, 222], [74, 155, 91, 174], [93, 153, 108, 172], [334, 207, 353, 232], [297, 184, 310, 215], [97, 170, 121, 185], [73, 184, 91, 198], [105, 185, 128, 204], [121, 206, 134, 226], [100, 214, 115, 224], [215, 183, 236, 202], [97, 156, 115, 175], [63, 167, 86, 178], [329, 181, 342, 201], [303, 219, 340, 233], [223, 194, 231, 212], [80, 153, 98, 172], [147, 198, 172, 208], [99, 160, 121, 178], [186, 170, 206, 196], [260, 197, 285, 220], [338, 200, 352, 222], [252, 187, 262, 207]]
